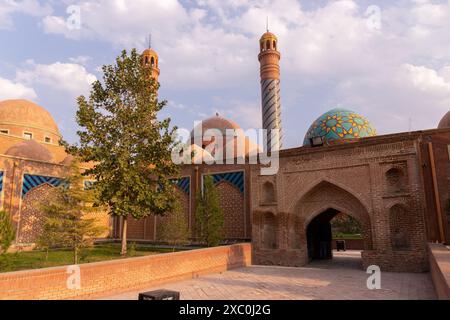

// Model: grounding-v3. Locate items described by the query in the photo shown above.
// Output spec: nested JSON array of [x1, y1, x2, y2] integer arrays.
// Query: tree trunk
[[121, 216, 128, 256], [74, 247, 78, 265]]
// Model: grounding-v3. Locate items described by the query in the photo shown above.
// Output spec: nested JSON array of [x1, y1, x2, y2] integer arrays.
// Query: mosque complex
[[0, 30, 449, 273]]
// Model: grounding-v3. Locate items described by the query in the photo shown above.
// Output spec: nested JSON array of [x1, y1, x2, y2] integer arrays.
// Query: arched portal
[[296, 181, 372, 264]]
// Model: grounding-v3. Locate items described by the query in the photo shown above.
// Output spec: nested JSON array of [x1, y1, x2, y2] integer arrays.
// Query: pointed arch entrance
[[296, 181, 373, 264]]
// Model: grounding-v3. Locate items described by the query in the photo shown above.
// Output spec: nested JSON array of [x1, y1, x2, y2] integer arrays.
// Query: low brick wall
[[428, 243, 450, 300], [0, 243, 251, 300]]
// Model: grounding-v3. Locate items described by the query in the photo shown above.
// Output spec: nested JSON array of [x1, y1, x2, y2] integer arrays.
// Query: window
[[0, 129, 8, 134], [151, 57, 155, 67], [385, 167, 406, 193], [262, 181, 276, 204], [266, 40, 271, 50], [273, 40, 276, 50], [23, 132, 33, 140], [45, 137, 51, 143]]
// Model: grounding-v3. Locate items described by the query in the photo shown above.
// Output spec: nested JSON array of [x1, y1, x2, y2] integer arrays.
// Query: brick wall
[[428, 243, 450, 300], [0, 243, 251, 300]]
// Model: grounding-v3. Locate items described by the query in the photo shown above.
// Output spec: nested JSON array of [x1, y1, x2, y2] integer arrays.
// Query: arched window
[[390, 205, 410, 250], [150, 57, 155, 67], [262, 181, 276, 204], [260, 42, 264, 51], [273, 40, 277, 50], [262, 212, 277, 249], [266, 40, 271, 50], [386, 168, 406, 193], [144, 56, 149, 65]]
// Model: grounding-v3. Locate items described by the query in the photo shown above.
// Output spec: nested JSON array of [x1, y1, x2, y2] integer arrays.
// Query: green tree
[[37, 163, 107, 264], [65, 49, 179, 256], [0, 210, 15, 254], [196, 175, 224, 247], [157, 201, 189, 251]]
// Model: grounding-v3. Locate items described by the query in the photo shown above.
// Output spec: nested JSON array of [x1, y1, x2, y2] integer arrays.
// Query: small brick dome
[[191, 114, 242, 139], [5, 140, 54, 162], [438, 111, 450, 129]]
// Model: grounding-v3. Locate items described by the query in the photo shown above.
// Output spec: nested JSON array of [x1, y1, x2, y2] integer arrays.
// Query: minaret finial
[[266, 16, 269, 32], [148, 33, 152, 49]]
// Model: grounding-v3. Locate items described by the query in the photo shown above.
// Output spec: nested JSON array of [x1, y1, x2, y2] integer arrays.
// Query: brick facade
[[251, 129, 450, 272]]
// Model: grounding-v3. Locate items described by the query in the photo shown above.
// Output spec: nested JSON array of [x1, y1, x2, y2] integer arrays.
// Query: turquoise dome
[[303, 108, 377, 146]]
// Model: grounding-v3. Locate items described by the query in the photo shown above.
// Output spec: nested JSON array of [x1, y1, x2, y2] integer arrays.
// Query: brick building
[[0, 31, 448, 273]]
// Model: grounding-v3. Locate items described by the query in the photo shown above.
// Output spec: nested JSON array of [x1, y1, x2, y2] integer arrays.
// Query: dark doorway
[[307, 209, 339, 260]]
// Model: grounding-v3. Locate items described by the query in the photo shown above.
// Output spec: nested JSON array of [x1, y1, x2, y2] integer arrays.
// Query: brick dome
[[191, 114, 242, 139], [0, 99, 61, 143], [438, 111, 450, 129], [5, 140, 54, 162]]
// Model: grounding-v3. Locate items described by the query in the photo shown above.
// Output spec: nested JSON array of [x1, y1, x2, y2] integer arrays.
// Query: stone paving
[[102, 251, 436, 300]]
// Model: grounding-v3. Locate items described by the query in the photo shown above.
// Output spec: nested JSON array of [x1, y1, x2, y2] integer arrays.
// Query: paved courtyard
[[102, 251, 436, 300]]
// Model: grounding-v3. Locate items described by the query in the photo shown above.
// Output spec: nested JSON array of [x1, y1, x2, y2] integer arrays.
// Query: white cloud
[[16, 60, 96, 95], [69, 55, 92, 66], [402, 64, 450, 94], [0, 76, 37, 100], [0, 0, 52, 29]]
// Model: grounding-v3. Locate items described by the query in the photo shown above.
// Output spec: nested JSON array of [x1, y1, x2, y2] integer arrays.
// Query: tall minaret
[[142, 43, 160, 82], [258, 30, 282, 152]]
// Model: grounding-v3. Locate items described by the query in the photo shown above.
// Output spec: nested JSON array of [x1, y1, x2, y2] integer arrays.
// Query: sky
[[0, 0, 449, 148]]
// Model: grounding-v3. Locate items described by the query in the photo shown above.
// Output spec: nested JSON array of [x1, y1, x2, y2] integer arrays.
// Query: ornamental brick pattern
[[17, 184, 55, 244], [216, 181, 245, 239], [251, 131, 449, 272]]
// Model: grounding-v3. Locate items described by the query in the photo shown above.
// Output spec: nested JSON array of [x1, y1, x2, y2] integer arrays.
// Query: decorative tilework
[[0, 171, 3, 194], [171, 177, 190, 195], [210, 171, 244, 193], [303, 108, 377, 146], [22, 174, 63, 197]]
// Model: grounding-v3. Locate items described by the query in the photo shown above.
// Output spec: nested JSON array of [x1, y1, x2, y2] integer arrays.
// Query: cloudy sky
[[0, 0, 449, 147]]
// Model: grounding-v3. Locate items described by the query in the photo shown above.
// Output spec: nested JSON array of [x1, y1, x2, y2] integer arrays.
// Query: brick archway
[[295, 180, 373, 253]]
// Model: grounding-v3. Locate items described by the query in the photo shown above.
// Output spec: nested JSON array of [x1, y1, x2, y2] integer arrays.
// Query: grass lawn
[[332, 233, 363, 240], [0, 243, 188, 273]]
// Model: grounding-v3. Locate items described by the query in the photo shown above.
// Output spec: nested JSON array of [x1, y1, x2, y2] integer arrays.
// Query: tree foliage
[[196, 175, 224, 247], [331, 213, 362, 236], [0, 210, 15, 255], [64, 49, 179, 255], [156, 200, 189, 251], [37, 163, 107, 264]]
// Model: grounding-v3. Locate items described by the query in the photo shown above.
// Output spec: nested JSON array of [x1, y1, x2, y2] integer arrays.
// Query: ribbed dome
[[0, 99, 60, 136], [438, 111, 450, 129], [304, 108, 377, 146], [5, 140, 54, 162]]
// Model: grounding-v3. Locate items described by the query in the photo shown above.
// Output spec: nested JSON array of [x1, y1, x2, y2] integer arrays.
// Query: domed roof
[[191, 113, 242, 138], [260, 31, 277, 41], [438, 111, 450, 129], [303, 108, 377, 146], [0, 99, 60, 136], [5, 140, 54, 162], [142, 48, 158, 56]]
